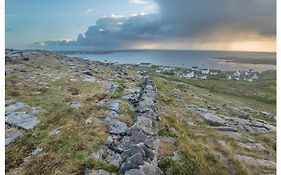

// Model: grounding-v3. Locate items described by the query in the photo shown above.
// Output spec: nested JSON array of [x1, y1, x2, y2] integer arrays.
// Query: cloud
[[39, 0, 276, 51], [129, 0, 147, 5]]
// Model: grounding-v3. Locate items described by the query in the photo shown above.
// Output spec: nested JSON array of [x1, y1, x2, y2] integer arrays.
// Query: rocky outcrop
[[91, 75, 162, 175], [5, 100, 41, 146], [185, 104, 276, 134], [185, 105, 226, 126], [118, 75, 162, 175]]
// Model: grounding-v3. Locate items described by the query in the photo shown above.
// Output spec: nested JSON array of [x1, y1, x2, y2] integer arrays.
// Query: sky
[[6, 0, 276, 52]]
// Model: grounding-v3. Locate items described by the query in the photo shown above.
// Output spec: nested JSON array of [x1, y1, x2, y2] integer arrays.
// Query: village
[[139, 62, 260, 82]]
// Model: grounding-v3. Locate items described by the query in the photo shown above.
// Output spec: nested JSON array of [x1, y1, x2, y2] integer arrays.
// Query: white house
[[201, 68, 209, 74], [233, 71, 241, 77], [196, 74, 207, 79], [183, 71, 194, 79]]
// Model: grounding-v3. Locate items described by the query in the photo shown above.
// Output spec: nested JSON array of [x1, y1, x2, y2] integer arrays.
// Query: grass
[[111, 84, 125, 99], [152, 71, 276, 112], [151, 72, 275, 175], [5, 59, 115, 174], [119, 100, 136, 126]]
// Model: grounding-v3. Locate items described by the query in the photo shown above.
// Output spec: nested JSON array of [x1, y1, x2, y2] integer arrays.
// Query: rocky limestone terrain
[[5, 49, 276, 175]]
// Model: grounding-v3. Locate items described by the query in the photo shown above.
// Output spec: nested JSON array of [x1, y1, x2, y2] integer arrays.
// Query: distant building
[[182, 71, 194, 79], [244, 70, 258, 81], [210, 71, 218, 75], [201, 68, 209, 74], [228, 71, 241, 81], [192, 66, 199, 71], [233, 71, 241, 77], [196, 74, 207, 79], [163, 66, 175, 74], [228, 75, 239, 81], [244, 75, 253, 81]]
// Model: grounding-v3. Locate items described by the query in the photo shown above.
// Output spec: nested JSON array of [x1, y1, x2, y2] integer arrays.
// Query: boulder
[[123, 144, 145, 158], [96, 170, 111, 175], [120, 162, 137, 174], [102, 117, 128, 135], [108, 100, 120, 113], [138, 143, 155, 161], [200, 113, 225, 126], [5, 128, 22, 146], [5, 102, 29, 111], [104, 149, 123, 166], [5, 112, 40, 130], [69, 101, 81, 109], [127, 153, 144, 166], [130, 130, 147, 144], [139, 163, 163, 175], [124, 169, 143, 175]]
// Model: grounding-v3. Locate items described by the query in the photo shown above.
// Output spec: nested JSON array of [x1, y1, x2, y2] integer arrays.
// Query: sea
[[64, 50, 276, 71]]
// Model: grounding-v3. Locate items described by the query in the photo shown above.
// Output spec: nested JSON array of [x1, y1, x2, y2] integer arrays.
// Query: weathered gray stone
[[108, 100, 120, 112], [139, 162, 163, 175], [5, 128, 22, 146], [106, 84, 118, 93], [91, 146, 107, 160], [96, 170, 111, 175], [138, 143, 155, 161], [211, 126, 238, 132], [235, 155, 275, 167], [123, 144, 145, 158], [69, 101, 81, 109], [200, 113, 226, 126], [130, 130, 147, 144], [185, 105, 225, 126], [120, 162, 137, 174], [127, 153, 144, 166], [236, 111, 250, 119], [5, 102, 29, 111], [237, 142, 265, 150], [102, 117, 128, 135], [104, 149, 123, 166], [124, 169, 143, 175], [32, 147, 43, 155], [144, 137, 159, 150], [5, 112, 40, 130]]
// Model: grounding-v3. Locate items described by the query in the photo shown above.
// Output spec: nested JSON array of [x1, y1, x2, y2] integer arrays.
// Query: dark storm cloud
[[41, 0, 276, 47], [154, 0, 276, 37]]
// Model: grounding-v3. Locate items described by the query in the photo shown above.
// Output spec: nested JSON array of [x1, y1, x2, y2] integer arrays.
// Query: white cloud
[[129, 0, 147, 5], [111, 14, 125, 18]]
